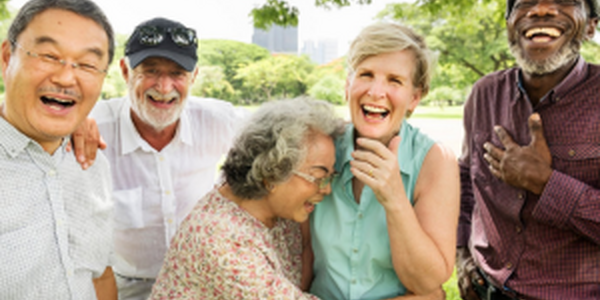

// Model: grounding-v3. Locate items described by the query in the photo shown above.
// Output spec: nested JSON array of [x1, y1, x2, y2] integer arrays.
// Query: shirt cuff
[[533, 171, 585, 229]]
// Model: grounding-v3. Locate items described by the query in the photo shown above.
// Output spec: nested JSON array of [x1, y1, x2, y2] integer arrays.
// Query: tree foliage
[[380, 0, 513, 92], [251, 0, 372, 29], [198, 39, 270, 95], [191, 65, 236, 102], [235, 54, 314, 103]]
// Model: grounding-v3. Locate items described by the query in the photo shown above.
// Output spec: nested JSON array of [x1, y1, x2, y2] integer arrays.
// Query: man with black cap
[[88, 17, 245, 300], [456, 0, 600, 299]]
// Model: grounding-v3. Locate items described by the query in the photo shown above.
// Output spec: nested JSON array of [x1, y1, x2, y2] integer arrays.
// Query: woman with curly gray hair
[[150, 98, 344, 299]]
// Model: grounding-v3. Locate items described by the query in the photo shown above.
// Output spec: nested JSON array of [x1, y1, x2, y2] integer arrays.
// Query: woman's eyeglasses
[[292, 170, 337, 190], [137, 26, 197, 47]]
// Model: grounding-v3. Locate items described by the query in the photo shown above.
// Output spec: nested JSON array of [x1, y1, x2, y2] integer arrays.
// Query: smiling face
[[507, 0, 597, 75], [1, 9, 109, 153], [267, 131, 336, 223], [123, 56, 196, 132], [346, 50, 422, 146]]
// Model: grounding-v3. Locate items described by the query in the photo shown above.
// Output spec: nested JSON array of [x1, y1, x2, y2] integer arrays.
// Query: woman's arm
[[350, 138, 459, 295]]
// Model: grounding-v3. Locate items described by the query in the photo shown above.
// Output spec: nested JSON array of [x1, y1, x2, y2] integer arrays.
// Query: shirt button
[[568, 149, 576, 157], [357, 213, 363, 219], [518, 193, 524, 199], [351, 279, 357, 284], [165, 190, 172, 195], [47, 170, 56, 177], [168, 219, 173, 224], [353, 248, 358, 253], [506, 262, 513, 270], [515, 226, 522, 233], [159, 156, 165, 161]]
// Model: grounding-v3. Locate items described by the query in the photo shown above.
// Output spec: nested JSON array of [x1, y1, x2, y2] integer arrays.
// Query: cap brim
[[128, 49, 196, 72]]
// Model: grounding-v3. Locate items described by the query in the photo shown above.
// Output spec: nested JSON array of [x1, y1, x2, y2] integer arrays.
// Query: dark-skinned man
[[456, 0, 600, 299]]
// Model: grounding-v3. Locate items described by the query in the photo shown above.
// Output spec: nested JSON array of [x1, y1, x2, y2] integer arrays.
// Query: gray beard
[[509, 40, 580, 75]]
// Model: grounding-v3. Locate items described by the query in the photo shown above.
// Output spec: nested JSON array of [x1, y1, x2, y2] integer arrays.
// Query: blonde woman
[[309, 22, 459, 299]]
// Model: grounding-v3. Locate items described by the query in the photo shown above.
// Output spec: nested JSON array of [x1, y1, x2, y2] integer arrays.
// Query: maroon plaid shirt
[[458, 57, 600, 300]]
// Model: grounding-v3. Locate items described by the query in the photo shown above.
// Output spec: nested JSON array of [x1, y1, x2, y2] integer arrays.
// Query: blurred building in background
[[301, 39, 338, 65], [252, 24, 298, 54]]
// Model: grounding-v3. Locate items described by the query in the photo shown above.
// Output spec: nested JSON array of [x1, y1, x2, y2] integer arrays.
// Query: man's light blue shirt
[[310, 120, 434, 300]]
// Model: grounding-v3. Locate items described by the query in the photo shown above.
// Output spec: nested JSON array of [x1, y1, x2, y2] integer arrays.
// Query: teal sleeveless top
[[310, 120, 435, 300]]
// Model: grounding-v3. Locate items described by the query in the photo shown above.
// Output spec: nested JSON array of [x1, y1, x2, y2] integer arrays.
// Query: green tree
[[100, 33, 128, 100], [191, 65, 236, 102], [308, 74, 345, 104], [235, 54, 315, 103], [380, 0, 513, 92], [251, 0, 372, 29], [306, 57, 347, 104], [198, 39, 270, 95]]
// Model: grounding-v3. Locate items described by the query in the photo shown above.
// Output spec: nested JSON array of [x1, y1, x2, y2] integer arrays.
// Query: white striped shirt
[[90, 96, 246, 279]]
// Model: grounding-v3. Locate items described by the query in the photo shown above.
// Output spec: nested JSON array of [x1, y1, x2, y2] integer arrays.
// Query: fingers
[[528, 113, 548, 151], [72, 122, 88, 165], [71, 117, 104, 170], [493, 125, 516, 149]]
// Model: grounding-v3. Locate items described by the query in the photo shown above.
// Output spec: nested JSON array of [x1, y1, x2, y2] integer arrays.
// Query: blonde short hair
[[347, 22, 433, 96]]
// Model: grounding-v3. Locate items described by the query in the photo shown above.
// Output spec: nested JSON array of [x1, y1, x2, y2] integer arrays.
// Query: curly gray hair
[[222, 97, 345, 200]]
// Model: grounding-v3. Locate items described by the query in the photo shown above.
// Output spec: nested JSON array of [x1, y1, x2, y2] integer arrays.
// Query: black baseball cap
[[125, 17, 198, 71], [506, 0, 599, 19]]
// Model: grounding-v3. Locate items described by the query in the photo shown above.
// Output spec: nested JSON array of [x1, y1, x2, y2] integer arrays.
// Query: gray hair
[[222, 98, 345, 200], [8, 0, 115, 64], [347, 22, 433, 97]]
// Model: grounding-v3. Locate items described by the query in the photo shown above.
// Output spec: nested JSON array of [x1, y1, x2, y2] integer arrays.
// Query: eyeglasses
[[137, 26, 197, 47], [13, 42, 107, 77], [292, 170, 337, 190]]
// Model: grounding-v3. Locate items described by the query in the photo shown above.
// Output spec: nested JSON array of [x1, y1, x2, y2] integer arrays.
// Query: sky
[[7, 0, 401, 58]]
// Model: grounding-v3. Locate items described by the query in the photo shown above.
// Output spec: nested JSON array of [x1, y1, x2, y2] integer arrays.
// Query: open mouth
[[149, 95, 177, 104], [362, 104, 389, 120], [41, 96, 75, 110], [304, 200, 319, 213], [524, 27, 562, 43]]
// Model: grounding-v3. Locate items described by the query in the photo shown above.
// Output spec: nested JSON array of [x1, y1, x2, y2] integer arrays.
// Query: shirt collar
[[118, 98, 193, 155], [516, 56, 587, 103], [0, 116, 68, 159]]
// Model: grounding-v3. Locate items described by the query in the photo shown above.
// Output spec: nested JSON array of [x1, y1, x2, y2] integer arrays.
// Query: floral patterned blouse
[[150, 188, 319, 300]]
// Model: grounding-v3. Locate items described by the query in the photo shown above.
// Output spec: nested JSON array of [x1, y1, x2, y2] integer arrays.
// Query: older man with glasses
[[0, 0, 115, 299], [82, 17, 247, 300]]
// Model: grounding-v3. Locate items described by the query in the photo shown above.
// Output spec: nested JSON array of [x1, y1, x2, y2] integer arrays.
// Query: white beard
[[130, 88, 185, 131]]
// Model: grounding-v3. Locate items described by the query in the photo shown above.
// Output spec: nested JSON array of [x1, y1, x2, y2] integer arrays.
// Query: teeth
[[48, 97, 74, 104], [525, 27, 561, 38], [363, 104, 388, 113]]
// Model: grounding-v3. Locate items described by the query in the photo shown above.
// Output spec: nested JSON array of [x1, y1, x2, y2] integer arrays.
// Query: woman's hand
[[349, 136, 406, 208]]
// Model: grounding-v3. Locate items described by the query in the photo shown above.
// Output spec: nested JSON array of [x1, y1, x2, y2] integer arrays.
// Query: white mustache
[[145, 88, 180, 102]]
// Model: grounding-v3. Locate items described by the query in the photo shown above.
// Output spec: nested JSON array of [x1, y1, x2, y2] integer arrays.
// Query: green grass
[[443, 269, 461, 300], [411, 105, 463, 119]]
